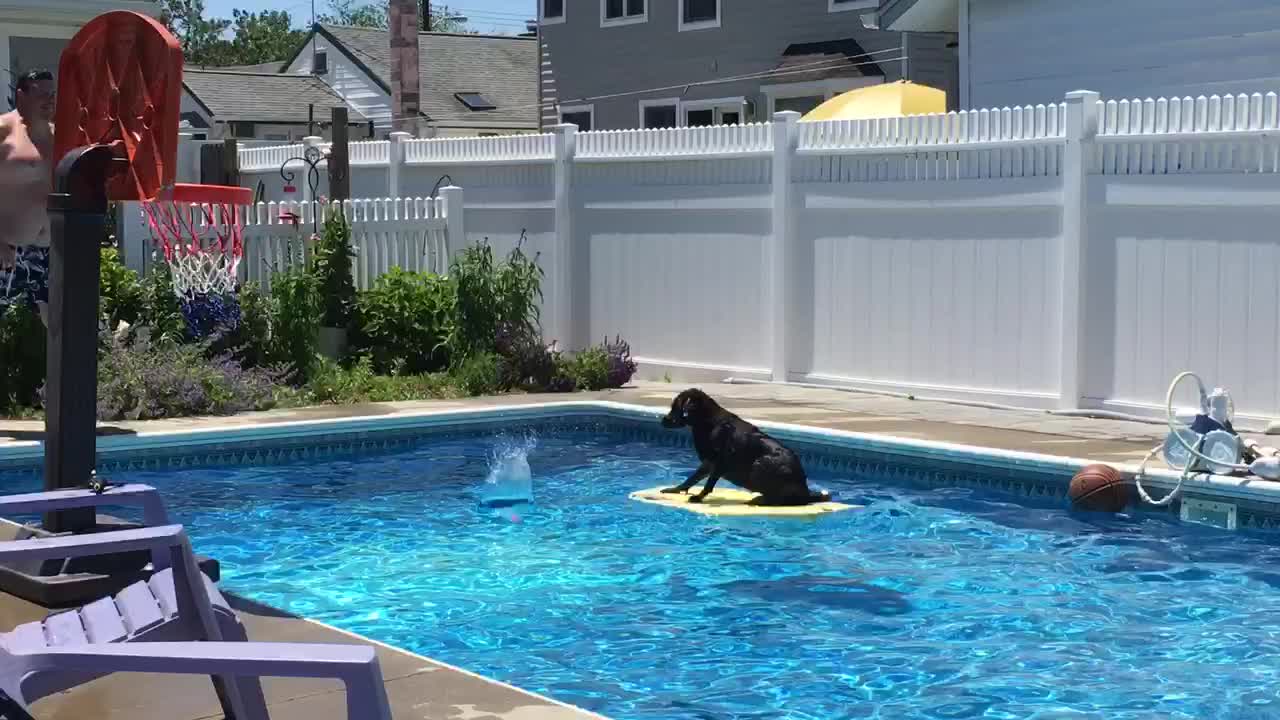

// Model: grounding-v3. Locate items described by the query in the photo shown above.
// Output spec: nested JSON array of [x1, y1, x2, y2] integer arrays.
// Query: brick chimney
[[389, 0, 422, 135]]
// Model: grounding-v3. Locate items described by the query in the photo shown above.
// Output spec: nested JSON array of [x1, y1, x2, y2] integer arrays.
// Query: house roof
[[876, 0, 958, 32], [774, 39, 886, 83], [311, 24, 538, 129], [182, 68, 367, 124]]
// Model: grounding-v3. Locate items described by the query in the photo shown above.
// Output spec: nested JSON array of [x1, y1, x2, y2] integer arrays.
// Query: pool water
[[12, 426, 1280, 719]]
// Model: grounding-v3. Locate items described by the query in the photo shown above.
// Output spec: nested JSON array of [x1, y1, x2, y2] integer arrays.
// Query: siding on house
[[285, 33, 394, 131], [540, 0, 958, 130], [968, 0, 1280, 108]]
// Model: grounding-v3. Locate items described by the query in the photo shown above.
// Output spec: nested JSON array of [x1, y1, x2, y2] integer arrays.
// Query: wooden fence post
[[329, 106, 351, 201]]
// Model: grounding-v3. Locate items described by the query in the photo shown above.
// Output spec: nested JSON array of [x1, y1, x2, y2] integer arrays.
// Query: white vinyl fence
[[231, 89, 1280, 424]]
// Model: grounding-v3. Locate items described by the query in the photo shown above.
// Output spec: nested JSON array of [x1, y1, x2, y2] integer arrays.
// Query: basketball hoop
[[142, 183, 253, 296]]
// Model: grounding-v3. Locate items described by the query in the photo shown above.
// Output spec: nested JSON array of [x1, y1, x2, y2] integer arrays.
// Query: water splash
[[479, 434, 537, 521]]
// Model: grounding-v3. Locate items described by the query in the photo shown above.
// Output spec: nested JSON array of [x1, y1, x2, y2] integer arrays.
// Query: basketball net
[[142, 196, 245, 297]]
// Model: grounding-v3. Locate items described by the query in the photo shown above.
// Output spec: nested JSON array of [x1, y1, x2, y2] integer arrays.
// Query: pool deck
[[1, 381, 1273, 718]]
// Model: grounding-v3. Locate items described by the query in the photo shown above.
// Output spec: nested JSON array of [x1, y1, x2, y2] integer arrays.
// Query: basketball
[[1068, 464, 1128, 513]]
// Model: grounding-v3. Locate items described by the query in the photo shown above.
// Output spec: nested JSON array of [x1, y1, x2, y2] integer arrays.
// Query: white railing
[[403, 133, 555, 165], [350, 140, 391, 166], [576, 122, 773, 161], [240, 143, 306, 172], [1094, 92, 1280, 174], [798, 103, 1066, 152]]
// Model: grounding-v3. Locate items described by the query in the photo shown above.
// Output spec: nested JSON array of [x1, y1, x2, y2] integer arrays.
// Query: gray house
[[536, 0, 958, 131], [877, 0, 1280, 110]]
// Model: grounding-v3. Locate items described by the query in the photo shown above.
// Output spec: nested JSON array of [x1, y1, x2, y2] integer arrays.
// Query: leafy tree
[[319, 0, 470, 32], [160, 0, 232, 65], [228, 10, 307, 66]]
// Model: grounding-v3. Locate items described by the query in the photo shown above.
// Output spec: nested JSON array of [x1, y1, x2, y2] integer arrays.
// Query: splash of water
[[479, 434, 537, 519]]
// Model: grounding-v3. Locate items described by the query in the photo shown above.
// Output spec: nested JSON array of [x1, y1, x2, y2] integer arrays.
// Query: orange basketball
[[1069, 464, 1128, 512]]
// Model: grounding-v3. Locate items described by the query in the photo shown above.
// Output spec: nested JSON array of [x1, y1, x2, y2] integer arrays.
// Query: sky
[[201, 0, 537, 35]]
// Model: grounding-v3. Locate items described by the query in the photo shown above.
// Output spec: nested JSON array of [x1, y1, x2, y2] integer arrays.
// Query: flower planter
[[318, 326, 348, 360]]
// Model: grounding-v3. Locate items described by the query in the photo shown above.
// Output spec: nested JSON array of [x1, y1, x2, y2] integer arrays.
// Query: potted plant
[[311, 205, 357, 360]]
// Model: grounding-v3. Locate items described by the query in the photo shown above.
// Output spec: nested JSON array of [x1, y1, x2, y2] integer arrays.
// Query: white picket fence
[[122, 188, 464, 295], [226, 89, 1280, 425]]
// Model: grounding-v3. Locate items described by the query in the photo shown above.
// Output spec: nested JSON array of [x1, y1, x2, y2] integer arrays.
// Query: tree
[[160, 0, 232, 66], [228, 10, 307, 66], [160, 0, 307, 67], [318, 0, 469, 32]]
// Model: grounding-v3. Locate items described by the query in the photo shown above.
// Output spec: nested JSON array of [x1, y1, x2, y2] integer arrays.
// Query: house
[[875, 0, 1280, 110], [534, 0, 958, 131], [181, 68, 371, 142], [2, 0, 159, 106], [282, 23, 540, 138]]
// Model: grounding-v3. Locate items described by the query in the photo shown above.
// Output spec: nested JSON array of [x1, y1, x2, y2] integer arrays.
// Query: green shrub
[[140, 254, 187, 344], [448, 233, 544, 361], [568, 346, 611, 391], [0, 304, 46, 413], [312, 210, 357, 329], [100, 247, 144, 330], [269, 244, 323, 382], [306, 356, 459, 404], [353, 267, 453, 375], [229, 281, 273, 369], [452, 352, 502, 397], [96, 331, 283, 421]]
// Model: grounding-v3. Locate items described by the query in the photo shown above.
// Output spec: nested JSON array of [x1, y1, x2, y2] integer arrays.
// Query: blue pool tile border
[[3, 401, 1279, 531]]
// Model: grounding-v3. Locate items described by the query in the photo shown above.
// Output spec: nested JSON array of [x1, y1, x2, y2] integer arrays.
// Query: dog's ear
[[680, 389, 701, 417]]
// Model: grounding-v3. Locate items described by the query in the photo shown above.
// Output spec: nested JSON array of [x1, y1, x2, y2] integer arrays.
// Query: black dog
[[659, 388, 829, 506]]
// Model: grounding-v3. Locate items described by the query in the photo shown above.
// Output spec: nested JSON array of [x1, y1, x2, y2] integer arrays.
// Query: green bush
[[269, 244, 323, 382], [140, 254, 187, 344], [229, 281, 273, 369], [452, 352, 502, 397], [352, 267, 453, 375], [0, 304, 46, 413], [448, 233, 544, 361], [312, 210, 357, 329], [100, 247, 144, 330], [568, 346, 611, 391], [306, 356, 460, 404]]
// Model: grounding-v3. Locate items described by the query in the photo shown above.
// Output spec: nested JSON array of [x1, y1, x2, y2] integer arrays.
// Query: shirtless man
[[0, 69, 55, 325]]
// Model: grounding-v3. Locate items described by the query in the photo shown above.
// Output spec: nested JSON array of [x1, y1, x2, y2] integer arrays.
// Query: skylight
[[455, 92, 497, 111]]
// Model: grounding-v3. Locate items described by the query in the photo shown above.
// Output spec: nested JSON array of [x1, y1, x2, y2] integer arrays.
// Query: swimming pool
[[3, 409, 1280, 719]]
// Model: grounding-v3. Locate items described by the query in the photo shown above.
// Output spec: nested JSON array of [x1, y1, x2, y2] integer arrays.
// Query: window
[[829, 0, 878, 11], [229, 121, 256, 137], [455, 92, 497, 111], [312, 51, 328, 74], [540, 0, 565, 24], [681, 97, 744, 127], [602, 0, 645, 26], [679, 0, 719, 30], [640, 99, 679, 129], [560, 104, 594, 131]]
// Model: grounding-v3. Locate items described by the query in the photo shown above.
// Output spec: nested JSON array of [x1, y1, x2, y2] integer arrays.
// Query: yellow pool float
[[629, 485, 860, 518]]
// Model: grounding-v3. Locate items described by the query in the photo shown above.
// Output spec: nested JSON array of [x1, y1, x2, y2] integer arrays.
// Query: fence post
[[440, 185, 464, 268], [1059, 90, 1100, 410], [388, 131, 411, 197], [769, 111, 801, 383], [551, 122, 577, 352]]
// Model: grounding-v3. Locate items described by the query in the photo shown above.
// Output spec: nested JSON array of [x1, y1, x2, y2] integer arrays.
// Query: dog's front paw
[[660, 486, 686, 494], [687, 495, 705, 504]]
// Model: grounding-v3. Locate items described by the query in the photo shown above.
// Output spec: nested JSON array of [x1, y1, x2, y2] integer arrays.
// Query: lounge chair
[[0, 484, 220, 608], [0, 483, 285, 719], [0, 641, 392, 719]]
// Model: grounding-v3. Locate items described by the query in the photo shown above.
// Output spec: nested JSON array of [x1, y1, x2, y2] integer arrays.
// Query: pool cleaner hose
[[1135, 372, 1259, 506]]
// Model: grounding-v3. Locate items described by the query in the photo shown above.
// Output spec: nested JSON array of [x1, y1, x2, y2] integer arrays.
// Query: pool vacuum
[[1135, 371, 1280, 506]]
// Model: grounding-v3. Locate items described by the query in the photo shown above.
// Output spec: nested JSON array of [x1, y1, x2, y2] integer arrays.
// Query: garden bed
[[0, 214, 637, 421]]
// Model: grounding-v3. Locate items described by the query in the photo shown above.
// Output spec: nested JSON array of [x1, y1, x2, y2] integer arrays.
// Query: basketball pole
[[43, 145, 119, 533]]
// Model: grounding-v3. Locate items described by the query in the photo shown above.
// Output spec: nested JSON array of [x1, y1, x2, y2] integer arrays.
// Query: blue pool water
[[10, 424, 1280, 719]]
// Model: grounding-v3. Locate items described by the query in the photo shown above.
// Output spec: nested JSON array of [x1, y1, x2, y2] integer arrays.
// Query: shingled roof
[[314, 24, 538, 130], [183, 68, 367, 124]]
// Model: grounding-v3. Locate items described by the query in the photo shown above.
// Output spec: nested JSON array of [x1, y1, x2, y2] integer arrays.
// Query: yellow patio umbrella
[[801, 80, 947, 122]]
